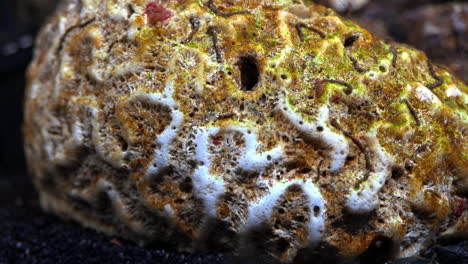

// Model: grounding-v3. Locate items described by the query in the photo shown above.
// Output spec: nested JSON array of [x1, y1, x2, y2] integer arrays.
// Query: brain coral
[[24, 0, 468, 262]]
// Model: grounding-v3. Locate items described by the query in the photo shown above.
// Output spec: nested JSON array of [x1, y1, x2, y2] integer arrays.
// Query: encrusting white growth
[[231, 125, 283, 173], [244, 181, 290, 229], [244, 179, 325, 243], [446, 86, 462, 98], [191, 124, 284, 220], [415, 85, 440, 105], [278, 93, 349, 172], [191, 126, 224, 219], [302, 181, 326, 243], [145, 79, 184, 178], [346, 133, 394, 213]]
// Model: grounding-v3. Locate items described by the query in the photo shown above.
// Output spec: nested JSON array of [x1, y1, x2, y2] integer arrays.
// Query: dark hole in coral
[[239, 102, 245, 111], [313, 206, 320, 216], [344, 35, 360, 47], [238, 55, 259, 91], [391, 165, 405, 179], [121, 140, 128, 151]]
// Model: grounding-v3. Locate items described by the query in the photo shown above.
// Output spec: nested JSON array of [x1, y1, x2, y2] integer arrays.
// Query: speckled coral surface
[[24, 0, 467, 262]]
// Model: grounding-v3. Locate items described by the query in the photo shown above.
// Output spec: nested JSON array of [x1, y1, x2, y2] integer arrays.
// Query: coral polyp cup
[[24, 0, 467, 262]]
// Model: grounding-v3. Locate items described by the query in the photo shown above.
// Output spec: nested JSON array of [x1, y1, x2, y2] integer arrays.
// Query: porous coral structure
[[24, 0, 467, 262]]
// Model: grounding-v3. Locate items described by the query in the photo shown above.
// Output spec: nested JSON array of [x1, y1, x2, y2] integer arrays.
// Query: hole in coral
[[121, 140, 128, 151], [238, 55, 259, 91], [313, 206, 320, 216], [344, 35, 359, 47], [239, 103, 245, 111], [391, 165, 405, 179], [281, 74, 288, 80], [317, 126, 324, 132]]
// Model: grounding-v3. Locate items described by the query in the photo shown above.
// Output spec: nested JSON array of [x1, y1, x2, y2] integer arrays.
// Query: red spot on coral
[[145, 1, 173, 26], [451, 196, 466, 217], [212, 137, 221, 145]]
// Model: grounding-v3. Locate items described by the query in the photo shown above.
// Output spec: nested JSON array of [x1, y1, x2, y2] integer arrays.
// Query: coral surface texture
[[24, 0, 467, 262]]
